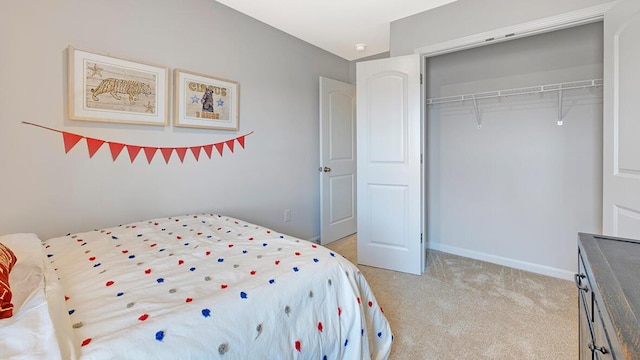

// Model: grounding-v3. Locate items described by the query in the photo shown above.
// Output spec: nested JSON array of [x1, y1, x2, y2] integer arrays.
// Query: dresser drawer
[[579, 290, 594, 360], [592, 299, 614, 360], [576, 252, 593, 321]]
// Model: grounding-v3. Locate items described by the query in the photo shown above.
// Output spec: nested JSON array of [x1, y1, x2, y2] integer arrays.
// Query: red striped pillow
[[0, 242, 17, 319]]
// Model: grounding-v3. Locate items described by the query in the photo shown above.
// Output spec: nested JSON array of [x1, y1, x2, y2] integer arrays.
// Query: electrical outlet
[[284, 209, 291, 222]]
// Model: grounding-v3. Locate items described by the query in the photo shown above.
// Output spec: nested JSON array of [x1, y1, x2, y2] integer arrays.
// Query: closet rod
[[426, 78, 603, 105]]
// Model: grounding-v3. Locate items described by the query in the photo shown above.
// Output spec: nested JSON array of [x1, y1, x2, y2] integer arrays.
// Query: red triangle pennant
[[236, 135, 246, 149], [190, 146, 201, 161], [175, 147, 188, 163], [86, 138, 105, 158], [160, 148, 173, 164], [214, 143, 225, 156], [203, 144, 213, 159], [26, 123, 251, 162], [225, 139, 235, 153], [126, 145, 142, 163], [62, 132, 83, 153], [109, 143, 125, 161], [143, 147, 158, 164]]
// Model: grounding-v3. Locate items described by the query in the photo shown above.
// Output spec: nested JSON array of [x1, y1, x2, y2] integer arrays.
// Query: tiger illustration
[[90, 78, 152, 104]]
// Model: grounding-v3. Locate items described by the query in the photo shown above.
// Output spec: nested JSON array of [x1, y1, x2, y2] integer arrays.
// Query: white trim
[[308, 236, 320, 244], [427, 242, 575, 280], [414, 2, 617, 58]]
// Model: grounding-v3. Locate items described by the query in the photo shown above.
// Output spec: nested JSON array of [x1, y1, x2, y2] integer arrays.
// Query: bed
[[0, 213, 393, 359]]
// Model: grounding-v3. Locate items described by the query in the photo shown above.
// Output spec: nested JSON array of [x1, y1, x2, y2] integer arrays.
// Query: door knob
[[318, 166, 331, 173]]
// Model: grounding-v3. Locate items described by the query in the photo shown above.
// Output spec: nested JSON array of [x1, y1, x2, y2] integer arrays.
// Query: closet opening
[[423, 22, 604, 279]]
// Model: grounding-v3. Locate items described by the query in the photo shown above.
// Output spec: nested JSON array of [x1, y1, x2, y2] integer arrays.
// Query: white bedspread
[[43, 214, 393, 359]]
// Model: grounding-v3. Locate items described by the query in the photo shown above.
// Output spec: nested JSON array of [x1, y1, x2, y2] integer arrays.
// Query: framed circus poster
[[67, 46, 168, 126], [173, 69, 239, 130]]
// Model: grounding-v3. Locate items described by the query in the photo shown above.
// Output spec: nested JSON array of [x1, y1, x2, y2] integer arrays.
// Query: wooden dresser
[[577, 233, 640, 359]]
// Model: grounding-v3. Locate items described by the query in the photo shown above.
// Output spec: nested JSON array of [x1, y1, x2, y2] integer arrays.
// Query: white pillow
[[0, 233, 78, 359], [2, 233, 44, 311]]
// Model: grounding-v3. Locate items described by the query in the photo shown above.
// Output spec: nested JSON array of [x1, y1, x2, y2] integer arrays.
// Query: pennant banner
[[22, 122, 253, 164], [63, 132, 82, 154], [190, 146, 201, 161], [225, 139, 235, 153], [161, 148, 173, 164], [143, 147, 158, 164], [214, 143, 224, 157], [203, 144, 213, 159], [86, 138, 105, 158], [109, 142, 125, 161], [127, 146, 142, 163], [175, 148, 188, 163]]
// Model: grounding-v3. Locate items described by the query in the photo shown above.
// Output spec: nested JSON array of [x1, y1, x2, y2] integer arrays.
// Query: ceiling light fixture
[[355, 43, 367, 52]]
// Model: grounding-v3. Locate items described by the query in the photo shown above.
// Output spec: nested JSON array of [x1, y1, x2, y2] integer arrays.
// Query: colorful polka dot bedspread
[[42, 214, 393, 359]]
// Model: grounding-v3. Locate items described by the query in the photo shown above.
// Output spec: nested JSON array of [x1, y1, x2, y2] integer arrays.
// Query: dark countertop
[[579, 233, 640, 359]]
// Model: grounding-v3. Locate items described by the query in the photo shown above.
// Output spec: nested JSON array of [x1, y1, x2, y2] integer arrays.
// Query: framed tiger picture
[[67, 46, 169, 126]]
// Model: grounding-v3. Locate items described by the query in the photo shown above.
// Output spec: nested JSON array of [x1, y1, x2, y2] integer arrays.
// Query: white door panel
[[616, 206, 640, 239], [617, 15, 640, 171], [369, 74, 407, 162], [319, 77, 356, 245], [369, 184, 408, 247], [357, 54, 423, 275], [603, 0, 640, 237]]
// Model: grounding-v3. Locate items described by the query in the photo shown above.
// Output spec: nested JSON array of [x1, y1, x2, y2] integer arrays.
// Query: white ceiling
[[216, 0, 458, 61]]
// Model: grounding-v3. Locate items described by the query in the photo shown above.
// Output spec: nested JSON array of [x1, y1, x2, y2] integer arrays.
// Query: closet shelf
[[426, 79, 603, 105]]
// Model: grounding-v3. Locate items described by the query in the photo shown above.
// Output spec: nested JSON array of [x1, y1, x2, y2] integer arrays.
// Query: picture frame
[[174, 69, 239, 130], [67, 46, 168, 126]]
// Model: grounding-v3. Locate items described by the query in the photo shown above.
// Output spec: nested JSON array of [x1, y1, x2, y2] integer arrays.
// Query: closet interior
[[424, 22, 604, 278]]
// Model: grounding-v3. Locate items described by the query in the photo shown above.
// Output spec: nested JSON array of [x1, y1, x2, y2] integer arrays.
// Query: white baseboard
[[308, 236, 320, 244], [427, 242, 574, 281]]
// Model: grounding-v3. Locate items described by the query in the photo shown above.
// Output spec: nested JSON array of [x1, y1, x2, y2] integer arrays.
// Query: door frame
[[413, 1, 615, 279], [414, 2, 616, 58], [319, 76, 357, 245]]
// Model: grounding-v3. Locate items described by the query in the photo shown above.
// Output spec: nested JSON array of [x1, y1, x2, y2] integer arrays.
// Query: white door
[[603, 0, 640, 238], [319, 77, 357, 245], [356, 54, 423, 275]]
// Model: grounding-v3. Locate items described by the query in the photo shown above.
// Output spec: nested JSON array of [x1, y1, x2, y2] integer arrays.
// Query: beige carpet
[[324, 234, 578, 360]]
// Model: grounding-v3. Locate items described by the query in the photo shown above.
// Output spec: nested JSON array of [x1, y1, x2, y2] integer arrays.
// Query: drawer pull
[[588, 342, 608, 354], [574, 273, 589, 292]]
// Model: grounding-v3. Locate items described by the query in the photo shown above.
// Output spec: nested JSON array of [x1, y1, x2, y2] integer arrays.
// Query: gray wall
[[390, 0, 613, 57], [0, 0, 349, 240], [426, 22, 603, 277]]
